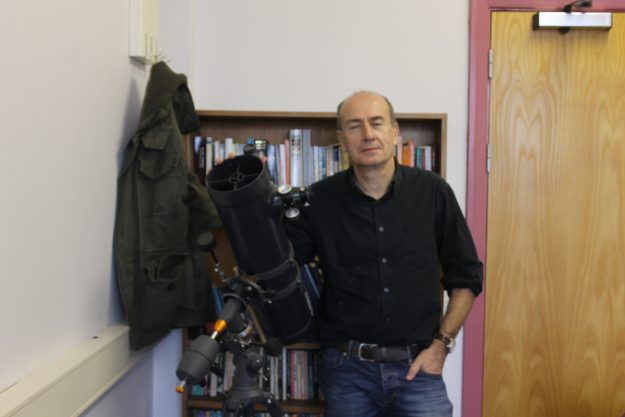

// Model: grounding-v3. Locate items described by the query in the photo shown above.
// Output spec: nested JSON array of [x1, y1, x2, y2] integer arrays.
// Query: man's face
[[337, 93, 399, 169]]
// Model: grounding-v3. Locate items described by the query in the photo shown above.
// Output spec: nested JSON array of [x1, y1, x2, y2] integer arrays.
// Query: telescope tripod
[[176, 276, 285, 417], [220, 334, 284, 417], [177, 227, 311, 417]]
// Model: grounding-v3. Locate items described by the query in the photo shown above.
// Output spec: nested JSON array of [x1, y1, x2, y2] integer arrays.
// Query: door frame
[[465, 1, 625, 417]]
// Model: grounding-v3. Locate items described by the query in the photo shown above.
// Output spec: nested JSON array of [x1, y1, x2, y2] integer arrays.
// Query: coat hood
[[138, 61, 200, 134]]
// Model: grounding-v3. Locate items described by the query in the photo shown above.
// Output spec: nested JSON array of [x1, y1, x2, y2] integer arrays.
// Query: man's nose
[[362, 122, 374, 139]]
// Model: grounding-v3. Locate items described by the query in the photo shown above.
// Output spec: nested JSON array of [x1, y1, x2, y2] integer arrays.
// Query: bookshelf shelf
[[187, 396, 325, 414]]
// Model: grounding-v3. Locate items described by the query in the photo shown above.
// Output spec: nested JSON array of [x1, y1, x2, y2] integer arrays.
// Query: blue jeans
[[319, 348, 453, 417]]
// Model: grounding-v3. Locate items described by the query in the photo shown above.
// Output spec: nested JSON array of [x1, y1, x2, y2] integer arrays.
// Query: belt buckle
[[357, 343, 378, 362]]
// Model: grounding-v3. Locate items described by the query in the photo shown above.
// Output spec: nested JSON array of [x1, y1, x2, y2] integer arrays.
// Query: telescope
[[175, 155, 314, 417]]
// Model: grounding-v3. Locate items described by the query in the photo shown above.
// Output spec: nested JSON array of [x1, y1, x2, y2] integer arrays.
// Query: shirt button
[[378, 226, 384, 232], [381, 257, 387, 263], [383, 287, 390, 293]]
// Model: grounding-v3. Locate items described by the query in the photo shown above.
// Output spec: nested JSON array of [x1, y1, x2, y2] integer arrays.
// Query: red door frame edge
[[464, 1, 623, 417]]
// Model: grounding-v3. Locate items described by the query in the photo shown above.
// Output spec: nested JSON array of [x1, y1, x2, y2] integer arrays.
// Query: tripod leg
[[223, 398, 241, 417], [263, 394, 284, 417], [241, 404, 255, 417]]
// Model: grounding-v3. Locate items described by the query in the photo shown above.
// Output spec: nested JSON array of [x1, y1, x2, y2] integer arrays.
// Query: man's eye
[[348, 124, 360, 130]]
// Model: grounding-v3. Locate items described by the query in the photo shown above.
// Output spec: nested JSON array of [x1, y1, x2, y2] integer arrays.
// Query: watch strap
[[433, 331, 455, 353]]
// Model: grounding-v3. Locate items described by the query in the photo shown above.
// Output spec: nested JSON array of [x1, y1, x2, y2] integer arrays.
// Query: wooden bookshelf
[[181, 110, 447, 417]]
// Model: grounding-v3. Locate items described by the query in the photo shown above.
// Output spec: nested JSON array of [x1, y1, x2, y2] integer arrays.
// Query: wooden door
[[484, 12, 625, 417]]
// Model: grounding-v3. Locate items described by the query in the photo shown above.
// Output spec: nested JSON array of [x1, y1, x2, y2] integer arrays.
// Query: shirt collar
[[346, 158, 402, 199]]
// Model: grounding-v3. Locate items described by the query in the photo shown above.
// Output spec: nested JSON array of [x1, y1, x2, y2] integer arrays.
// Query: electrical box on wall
[[129, 0, 159, 64]]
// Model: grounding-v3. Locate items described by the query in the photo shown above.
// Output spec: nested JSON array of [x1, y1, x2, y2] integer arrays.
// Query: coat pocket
[[138, 129, 186, 215], [138, 125, 177, 177], [137, 252, 186, 330]]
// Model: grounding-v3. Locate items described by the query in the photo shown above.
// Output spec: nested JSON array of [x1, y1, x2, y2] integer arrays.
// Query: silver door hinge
[[486, 143, 492, 174], [488, 48, 493, 79]]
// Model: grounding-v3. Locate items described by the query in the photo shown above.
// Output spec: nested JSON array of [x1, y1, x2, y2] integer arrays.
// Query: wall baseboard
[[0, 323, 146, 417]]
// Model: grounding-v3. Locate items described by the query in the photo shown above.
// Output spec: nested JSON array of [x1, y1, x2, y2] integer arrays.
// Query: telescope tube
[[206, 155, 314, 344]]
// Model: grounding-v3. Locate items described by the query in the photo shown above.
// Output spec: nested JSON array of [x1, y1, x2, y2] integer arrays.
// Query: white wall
[[0, 0, 154, 415], [192, 1, 470, 415]]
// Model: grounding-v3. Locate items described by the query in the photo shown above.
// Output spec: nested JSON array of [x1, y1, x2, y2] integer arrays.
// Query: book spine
[[224, 137, 235, 158], [302, 129, 312, 185], [289, 129, 303, 187], [204, 137, 213, 177], [424, 145, 432, 170], [284, 139, 291, 185], [279, 143, 287, 185], [395, 135, 403, 164]]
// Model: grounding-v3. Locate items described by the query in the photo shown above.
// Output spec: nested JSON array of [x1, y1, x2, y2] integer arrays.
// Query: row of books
[[396, 136, 437, 171], [192, 131, 438, 188], [190, 347, 322, 402], [192, 130, 349, 188]]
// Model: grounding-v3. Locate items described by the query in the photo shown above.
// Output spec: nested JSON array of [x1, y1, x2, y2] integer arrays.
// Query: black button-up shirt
[[285, 162, 483, 347]]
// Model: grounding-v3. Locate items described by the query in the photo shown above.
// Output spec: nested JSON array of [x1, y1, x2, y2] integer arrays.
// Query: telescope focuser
[[272, 184, 310, 220]]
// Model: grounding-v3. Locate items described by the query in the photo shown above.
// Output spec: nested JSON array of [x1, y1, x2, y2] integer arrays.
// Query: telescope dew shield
[[207, 155, 314, 344]]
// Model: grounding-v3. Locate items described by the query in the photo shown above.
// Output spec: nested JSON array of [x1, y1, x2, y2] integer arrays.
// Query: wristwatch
[[433, 331, 456, 354]]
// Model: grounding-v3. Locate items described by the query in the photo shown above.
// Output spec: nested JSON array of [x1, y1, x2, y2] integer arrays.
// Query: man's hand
[[403, 288, 477, 381], [214, 152, 236, 165], [405, 339, 447, 380]]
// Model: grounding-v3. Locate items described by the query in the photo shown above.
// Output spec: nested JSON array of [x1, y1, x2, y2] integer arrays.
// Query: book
[[278, 143, 287, 185], [204, 137, 214, 177], [402, 140, 415, 167], [223, 351, 235, 391], [266, 143, 278, 184], [300, 264, 320, 314], [424, 145, 432, 170], [395, 135, 403, 164], [212, 286, 223, 314], [340, 146, 349, 171], [289, 129, 303, 187], [325, 146, 334, 177], [281, 347, 288, 400], [213, 140, 223, 163], [283, 139, 291, 185], [302, 129, 312, 185], [224, 137, 235, 158], [193, 136, 206, 181], [209, 364, 218, 397]]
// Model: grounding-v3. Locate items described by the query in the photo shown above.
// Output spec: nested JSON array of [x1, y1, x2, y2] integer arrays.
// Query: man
[[284, 91, 483, 417]]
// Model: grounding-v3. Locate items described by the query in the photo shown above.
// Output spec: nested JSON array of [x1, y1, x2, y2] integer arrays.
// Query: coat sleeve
[[186, 170, 221, 237]]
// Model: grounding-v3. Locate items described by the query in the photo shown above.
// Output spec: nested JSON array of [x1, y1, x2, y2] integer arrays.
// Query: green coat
[[114, 62, 220, 350]]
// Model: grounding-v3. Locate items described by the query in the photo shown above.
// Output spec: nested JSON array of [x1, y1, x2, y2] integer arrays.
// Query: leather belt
[[335, 340, 422, 362]]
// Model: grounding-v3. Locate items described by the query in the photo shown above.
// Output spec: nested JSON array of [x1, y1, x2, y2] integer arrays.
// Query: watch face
[[447, 338, 456, 353]]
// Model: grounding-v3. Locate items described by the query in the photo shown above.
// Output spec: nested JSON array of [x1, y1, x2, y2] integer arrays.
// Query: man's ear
[[336, 129, 346, 150]]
